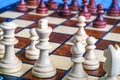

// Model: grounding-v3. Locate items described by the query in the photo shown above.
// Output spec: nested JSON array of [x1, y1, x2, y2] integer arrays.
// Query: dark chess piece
[[88, 0, 97, 15], [93, 4, 107, 28], [16, 0, 28, 12], [36, 0, 48, 14], [79, 0, 91, 19], [59, 0, 71, 17], [107, 0, 120, 16], [69, 0, 80, 11], [46, 0, 58, 9], [28, 0, 39, 6]]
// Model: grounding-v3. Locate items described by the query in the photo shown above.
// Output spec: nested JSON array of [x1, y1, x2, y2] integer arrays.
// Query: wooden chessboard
[[0, 1, 120, 80]]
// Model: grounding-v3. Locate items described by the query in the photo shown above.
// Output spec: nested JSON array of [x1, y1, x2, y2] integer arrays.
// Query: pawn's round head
[[97, 3, 104, 10], [78, 16, 86, 23], [86, 36, 96, 45]]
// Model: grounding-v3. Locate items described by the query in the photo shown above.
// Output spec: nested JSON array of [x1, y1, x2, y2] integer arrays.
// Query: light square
[[103, 32, 120, 42], [13, 19, 34, 28], [16, 29, 30, 38], [94, 49, 106, 62], [50, 55, 73, 70], [86, 24, 112, 32], [53, 25, 78, 35], [0, 63, 32, 77], [29, 10, 54, 16], [88, 75, 99, 80], [44, 17, 66, 24], [49, 42, 61, 53], [0, 11, 24, 18]]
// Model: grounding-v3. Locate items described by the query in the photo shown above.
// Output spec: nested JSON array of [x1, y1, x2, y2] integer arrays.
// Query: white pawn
[[99, 44, 120, 80], [0, 28, 4, 58], [63, 41, 88, 80], [83, 36, 99, 70], [73, 16, 88, 46], [25, 28, 39, 60]]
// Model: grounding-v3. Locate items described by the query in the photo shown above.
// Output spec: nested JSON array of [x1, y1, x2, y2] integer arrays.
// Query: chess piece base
[[25, 49, 39, 60], [46, 2, 58, 9], [79, 12, 91, 19], [59, 10, 71, 17], [93, 20, 107, 28], [17, 4, 28, 12], [0, 59, 22, 74], [36, 7, 48, 14], [32, 62, 56, 78], [107, 8, 120, 16]]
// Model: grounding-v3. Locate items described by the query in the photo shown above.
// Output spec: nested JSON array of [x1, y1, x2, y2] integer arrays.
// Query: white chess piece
[[73, 16, 88, 46], [99, 44, 120, 80], [83, 36, 99, 70], [32, 19, 56, 78], [25, 28, 39, 60], [0, 20, 22, 73], [63, 41, 88, 80], [0, 28, 4, 58]]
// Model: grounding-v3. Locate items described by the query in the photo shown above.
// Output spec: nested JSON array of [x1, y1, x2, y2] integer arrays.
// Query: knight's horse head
[[104, 44, 120, 76]]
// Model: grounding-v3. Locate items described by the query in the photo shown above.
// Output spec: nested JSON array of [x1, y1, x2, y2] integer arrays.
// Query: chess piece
[[28, 0, 39, 6], [25, 28, 39, 60], [69, 0, 80, 11], [83, 36, 99, 70], [99, 44, 120, 80], [16, 0, 28, 12], [88, 0, 97, 15], [0, 29, 4, 58], [46, 0, 58, 9], [73, 16, 88, 47], [59, 0, 71, 17], [107, 0, 120, 16], [79, 0, 91, 19], [0, 19, 22, 73], [32, 19, 56, 78], [63, 41, 88, 80], [36, 0, 48, 14], [93, 4, 107, 28]]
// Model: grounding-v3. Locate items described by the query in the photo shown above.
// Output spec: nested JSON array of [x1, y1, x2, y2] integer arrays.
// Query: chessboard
[[0, 0, 120, 80]]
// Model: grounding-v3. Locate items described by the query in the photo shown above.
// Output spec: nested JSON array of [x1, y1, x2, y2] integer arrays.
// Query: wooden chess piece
[[79, 0, 91, 19], [99, 44, 120, 80], [69, 0, 80, 11], [0, 29, 4, 58], [93, 4, 107, 28], [25, 28, 39, 60], [83, 36, 99, 70], [0, 19, 22, 73], [16, 0, 28, 12], [36, 0, 48, 14], [107, 0, 120, 16], [59, 0, 71, 17], [88, 0, 97, 15], [28, 0, 39, 6], [46, 0, 58, 9], [73, 16, 88, 47], [32, 19, 56, 78], [63, 41, 88, 80]]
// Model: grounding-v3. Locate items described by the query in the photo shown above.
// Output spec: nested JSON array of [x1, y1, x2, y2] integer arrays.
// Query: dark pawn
[[59, 0, 71, 17], [46, 0, 58, 9], [107, 0, 120, 16], [28, 0, 39, 6], [93, 4, 107, 28], [36, 0, 48, 14], [79, 0, 91, 19], [69, 0, 80, 11], [17, 0, 28, 12], [88, 0, 97, 15]]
